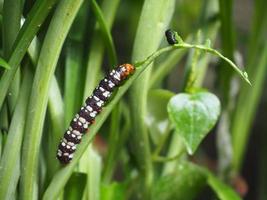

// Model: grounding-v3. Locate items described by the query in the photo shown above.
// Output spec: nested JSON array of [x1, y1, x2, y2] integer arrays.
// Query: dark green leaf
[[152, 162, 207, 200], [64, 172, 87, 200], [167, 91, 221, 154]]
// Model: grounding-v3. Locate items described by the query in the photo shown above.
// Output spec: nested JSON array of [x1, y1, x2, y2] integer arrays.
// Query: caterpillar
[[165, 29, 178, 45], [57, 63, 135, 164]]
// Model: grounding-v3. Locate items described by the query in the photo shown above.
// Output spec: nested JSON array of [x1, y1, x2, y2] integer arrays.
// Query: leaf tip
[[243, 71, 252, 86]]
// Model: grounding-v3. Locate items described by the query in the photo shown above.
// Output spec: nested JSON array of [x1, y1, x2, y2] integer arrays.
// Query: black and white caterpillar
[[57, 64, 135, 164]]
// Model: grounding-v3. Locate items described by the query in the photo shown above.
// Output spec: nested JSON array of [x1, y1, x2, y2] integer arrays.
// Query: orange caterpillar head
[[119, 63, 135, 79]]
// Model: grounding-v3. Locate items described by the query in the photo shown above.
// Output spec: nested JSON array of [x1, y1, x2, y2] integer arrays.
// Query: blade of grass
[[232, 42, 267, 172], [20, 1, 84, 199], [64, 41, 84, 126], [102, 103, 122, 183], [2, 0, 23, 113], [102, 101, 131, 183], [247, 0, 267, 66], [129, 0, 175, 198], [27, 34, 64, 180], [0, 0, 59, 109], [80, 146, 102, 200], [0, 131, 2, 157], [218, 0, 235, 104], [0, 66, 32, 200], [64, 172, 87, 200], [83, 0, 120, 99], [46, 76, 65, 178], [2, 0, 22, 57], [64, 1, 89, 127], [0, 104, 8, 136], [91, 0, 117, 66], [231, 0, 267, 172]]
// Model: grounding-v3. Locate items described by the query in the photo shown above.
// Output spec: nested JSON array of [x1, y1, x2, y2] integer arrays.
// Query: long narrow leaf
[[0, 66, 32, 200], [20, 1, 84, 199], [83, 0, 120, 99], [91, 0, 117, 66], [2, 0, 23, 112], [129, 1, 176, 198]]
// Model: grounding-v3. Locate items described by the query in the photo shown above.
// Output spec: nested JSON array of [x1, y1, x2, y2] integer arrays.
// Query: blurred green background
[[0, 0, 266, 199]]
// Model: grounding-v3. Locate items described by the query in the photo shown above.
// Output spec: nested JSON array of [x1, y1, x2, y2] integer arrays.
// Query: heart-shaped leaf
[[167, 91, 221, 154]]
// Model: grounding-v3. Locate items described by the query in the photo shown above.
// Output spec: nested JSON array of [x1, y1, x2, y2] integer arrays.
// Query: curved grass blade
[[20, 1, 84, 199], [91, 0, 117, 66], [83, 0, 120, 98], [0, 66, 32, 200]]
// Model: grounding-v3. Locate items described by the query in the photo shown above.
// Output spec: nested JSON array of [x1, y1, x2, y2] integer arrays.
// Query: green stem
[[152, 150, 185, 162], [130, 1, 176, 197], [20, 1, 84, 199], [0, 66, 32, 200]]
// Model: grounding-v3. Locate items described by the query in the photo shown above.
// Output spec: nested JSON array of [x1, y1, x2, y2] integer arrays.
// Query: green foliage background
[[0, 0, 266, 199]]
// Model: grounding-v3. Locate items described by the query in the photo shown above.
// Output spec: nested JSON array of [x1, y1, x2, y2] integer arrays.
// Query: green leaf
[[151, 162, 207, 200], [64, 172, 87, 200], [91, 0, 117, 66], [101, 182, 127, 200], [207, 173, 241, 200], [167, 91, 221, 154], [0, 57, 10, 69], [146, 89, 174, 144]]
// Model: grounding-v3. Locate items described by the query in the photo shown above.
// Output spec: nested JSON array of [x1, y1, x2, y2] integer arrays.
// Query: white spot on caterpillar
[[103, 91, 111, 97], [99, 87, 105, 92], [108, 80, 115, 88], [83, 123, 88, 129], [85, 105, 93, 112], [93, 95, 100, 101], [73, 130, 81, 136], [89, 111, 97, 118], [79, 117, 86, 124]]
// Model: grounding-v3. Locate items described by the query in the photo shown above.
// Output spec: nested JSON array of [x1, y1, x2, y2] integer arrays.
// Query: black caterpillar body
[[57, 64, 135, 164], [165, 29, 178, 45]]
